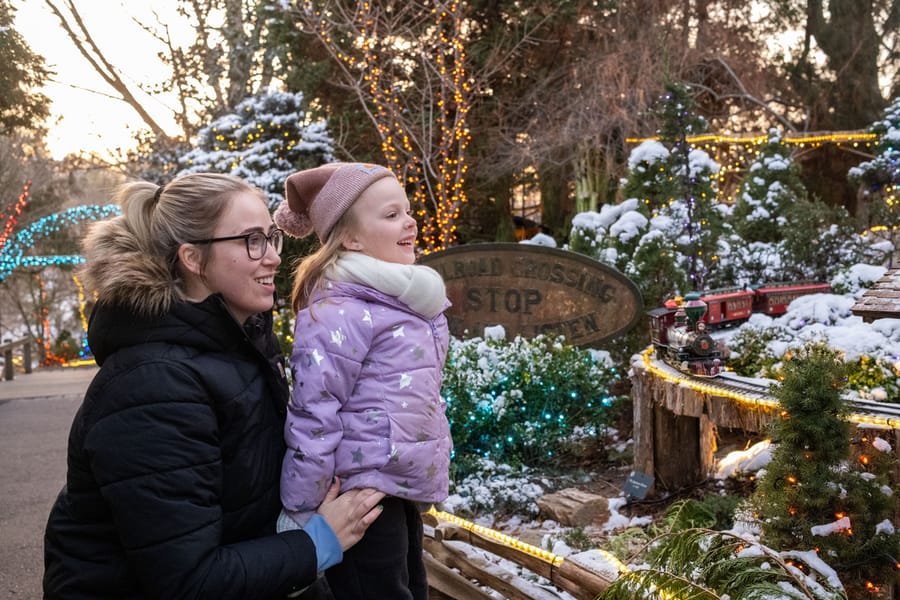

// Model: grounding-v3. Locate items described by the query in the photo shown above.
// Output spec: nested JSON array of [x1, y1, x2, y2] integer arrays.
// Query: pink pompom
[[274, 200, 313, 238]]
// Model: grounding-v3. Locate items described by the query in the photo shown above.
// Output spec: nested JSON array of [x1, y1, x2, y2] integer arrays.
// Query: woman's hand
[[316, 478, 384, 551]]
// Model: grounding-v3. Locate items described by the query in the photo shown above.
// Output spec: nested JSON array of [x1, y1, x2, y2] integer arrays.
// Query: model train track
[[642, 347, 900, 429]]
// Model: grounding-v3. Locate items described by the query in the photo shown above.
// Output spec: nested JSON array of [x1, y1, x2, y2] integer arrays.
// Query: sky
[[14, 1, 182, 159]]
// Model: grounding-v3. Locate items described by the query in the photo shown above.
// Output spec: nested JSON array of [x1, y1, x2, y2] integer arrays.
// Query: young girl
[[274, 162, 452, 600]]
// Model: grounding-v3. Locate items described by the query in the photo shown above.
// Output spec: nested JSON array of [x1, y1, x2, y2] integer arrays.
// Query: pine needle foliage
[[602, 527, 847, 600]]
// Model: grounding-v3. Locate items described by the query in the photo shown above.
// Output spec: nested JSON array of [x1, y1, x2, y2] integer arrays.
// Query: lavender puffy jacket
[[281, 281, 452, 513]]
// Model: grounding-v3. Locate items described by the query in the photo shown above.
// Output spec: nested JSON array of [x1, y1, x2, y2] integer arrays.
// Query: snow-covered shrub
[[721, 320, 787, 378], [568, 198, 689, 307], [442, 458, 546, 519], [846, 354, 900, 401], [722, 292, 900, 401], [441, 333, 626, 469], [829, 263, 887, 297]]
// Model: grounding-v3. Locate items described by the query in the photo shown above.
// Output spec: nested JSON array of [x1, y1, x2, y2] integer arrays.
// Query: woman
[[43, 173, 383, 599]]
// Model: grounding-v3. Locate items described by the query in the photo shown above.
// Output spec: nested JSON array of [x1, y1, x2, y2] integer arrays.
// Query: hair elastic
[[153, 184, 165, 202]]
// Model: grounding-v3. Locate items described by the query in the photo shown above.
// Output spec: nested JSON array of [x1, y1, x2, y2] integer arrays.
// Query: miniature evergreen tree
[[752, 342, 899, 594]]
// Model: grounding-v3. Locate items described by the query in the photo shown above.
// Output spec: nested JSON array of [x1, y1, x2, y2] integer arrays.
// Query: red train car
[[753, 282, 832, 316], [699, 288, 755, 327]]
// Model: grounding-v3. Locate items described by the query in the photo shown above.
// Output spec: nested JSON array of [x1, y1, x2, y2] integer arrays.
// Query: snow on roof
[[850, 268, 900, 322]]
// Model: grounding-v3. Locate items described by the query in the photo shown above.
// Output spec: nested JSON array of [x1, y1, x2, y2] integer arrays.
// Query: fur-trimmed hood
[[80, 216, 183, 318]]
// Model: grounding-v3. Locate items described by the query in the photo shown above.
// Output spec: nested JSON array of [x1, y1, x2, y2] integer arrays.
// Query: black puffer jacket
[[43, 296, 319, 599]]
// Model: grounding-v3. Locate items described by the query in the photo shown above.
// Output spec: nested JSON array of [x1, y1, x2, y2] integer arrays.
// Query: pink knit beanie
[[275, 162, 395, 243]]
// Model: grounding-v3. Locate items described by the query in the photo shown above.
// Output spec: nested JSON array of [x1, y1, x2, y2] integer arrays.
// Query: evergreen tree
[[751, 342, 898, 593], [732, 129, 808, 244], [658, 83, 723, 291], [177, 89, 334, 209], [618, 140, 673, 215], [848, 97, 900, 258], [722, 128, 808, 286], [175, 89, 332, 301], [620, 83, 724, 291], [0, 1, 52, 135]]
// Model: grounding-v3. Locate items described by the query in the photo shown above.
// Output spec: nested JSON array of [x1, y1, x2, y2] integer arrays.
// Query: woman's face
[[343, 177, 417, 265], [198, 192, 282, 324]]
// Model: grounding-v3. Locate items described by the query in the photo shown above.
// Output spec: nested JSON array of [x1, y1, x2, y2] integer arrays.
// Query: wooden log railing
[[0, 337, 33, 381], [424, 508, 625, 599]]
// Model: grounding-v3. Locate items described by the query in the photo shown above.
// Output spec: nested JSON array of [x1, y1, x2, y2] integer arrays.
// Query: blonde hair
[[81, 173, 266, 316], [290, 210, 359, 313]]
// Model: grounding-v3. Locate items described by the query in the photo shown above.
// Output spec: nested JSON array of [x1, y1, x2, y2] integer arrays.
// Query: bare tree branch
[[43, 0, 172, 140]]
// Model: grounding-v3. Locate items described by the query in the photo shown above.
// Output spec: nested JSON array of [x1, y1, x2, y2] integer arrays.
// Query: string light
[[626, 131, 879, 203], [0, 204, 120, 281], [626, 131, 877, 146], [0, 181, 31, 249], [36, 273, 65, 366], [427, 506, 629, 575], [307, 0, 470, 252], [0, 199, 119, 365], [641, 347, 900, 428]]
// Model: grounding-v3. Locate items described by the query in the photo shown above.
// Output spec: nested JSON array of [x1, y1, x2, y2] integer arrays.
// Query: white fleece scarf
[[327, 252, 448, 319]]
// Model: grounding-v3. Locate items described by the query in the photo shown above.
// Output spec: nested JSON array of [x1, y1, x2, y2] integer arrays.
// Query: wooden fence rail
[[423, 509, 624, 599], [0, 337, 33, 381]]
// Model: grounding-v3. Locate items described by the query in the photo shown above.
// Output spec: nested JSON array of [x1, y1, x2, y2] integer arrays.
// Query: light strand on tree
[[306, 0, 470, 252]]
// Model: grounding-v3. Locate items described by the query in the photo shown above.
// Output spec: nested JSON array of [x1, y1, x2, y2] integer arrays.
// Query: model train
[[648, 282, 832, 377]]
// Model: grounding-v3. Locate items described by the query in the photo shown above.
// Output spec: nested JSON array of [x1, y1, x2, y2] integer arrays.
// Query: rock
[[536, 487, 609, 527]]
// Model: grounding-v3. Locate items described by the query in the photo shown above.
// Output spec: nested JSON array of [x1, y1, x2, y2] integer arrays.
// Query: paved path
[[0, 366, 97, 598]]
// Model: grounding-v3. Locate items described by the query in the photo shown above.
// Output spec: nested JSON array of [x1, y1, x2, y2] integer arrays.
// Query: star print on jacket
[[330, 328, 346, 347]]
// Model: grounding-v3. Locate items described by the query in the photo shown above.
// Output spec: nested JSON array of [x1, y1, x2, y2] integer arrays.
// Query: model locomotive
[[648, 282, 831, 377]]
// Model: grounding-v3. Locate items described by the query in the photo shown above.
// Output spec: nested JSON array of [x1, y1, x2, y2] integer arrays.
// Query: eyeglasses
[[188, 228, 284, 260]]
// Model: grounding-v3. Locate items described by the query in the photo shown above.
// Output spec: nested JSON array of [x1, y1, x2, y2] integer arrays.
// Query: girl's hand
[[316, 477, 384, 550]]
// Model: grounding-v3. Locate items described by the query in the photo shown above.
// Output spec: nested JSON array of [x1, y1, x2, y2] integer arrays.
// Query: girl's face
[[194, 192, 282, 323], [343, 177, 417, 265]]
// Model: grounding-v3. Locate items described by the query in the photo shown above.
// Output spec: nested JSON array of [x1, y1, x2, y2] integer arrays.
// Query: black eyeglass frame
[[188, 228, 284, 260]]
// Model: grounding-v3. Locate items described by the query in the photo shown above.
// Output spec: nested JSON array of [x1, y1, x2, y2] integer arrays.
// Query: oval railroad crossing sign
[[419, 243, 643, 347]]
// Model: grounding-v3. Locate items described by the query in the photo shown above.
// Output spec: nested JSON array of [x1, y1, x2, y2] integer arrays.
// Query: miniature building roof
[[851, 268, 900, 322]]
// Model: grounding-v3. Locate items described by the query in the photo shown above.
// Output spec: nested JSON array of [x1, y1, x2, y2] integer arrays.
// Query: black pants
[[324, 497, 427, 600]]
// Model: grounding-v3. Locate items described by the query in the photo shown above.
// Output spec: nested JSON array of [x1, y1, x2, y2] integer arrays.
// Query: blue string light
[[0, 204, 120, 281]]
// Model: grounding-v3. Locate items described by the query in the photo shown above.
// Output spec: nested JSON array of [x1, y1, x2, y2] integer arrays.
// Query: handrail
[[0, 337, 33, 381]]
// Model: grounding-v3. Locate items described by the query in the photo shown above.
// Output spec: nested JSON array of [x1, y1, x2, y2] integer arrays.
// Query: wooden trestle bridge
[[423, 348, 900, 598]]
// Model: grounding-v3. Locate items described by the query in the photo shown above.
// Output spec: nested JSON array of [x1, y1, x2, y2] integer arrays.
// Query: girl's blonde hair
[[290, 209, 359, 313]]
